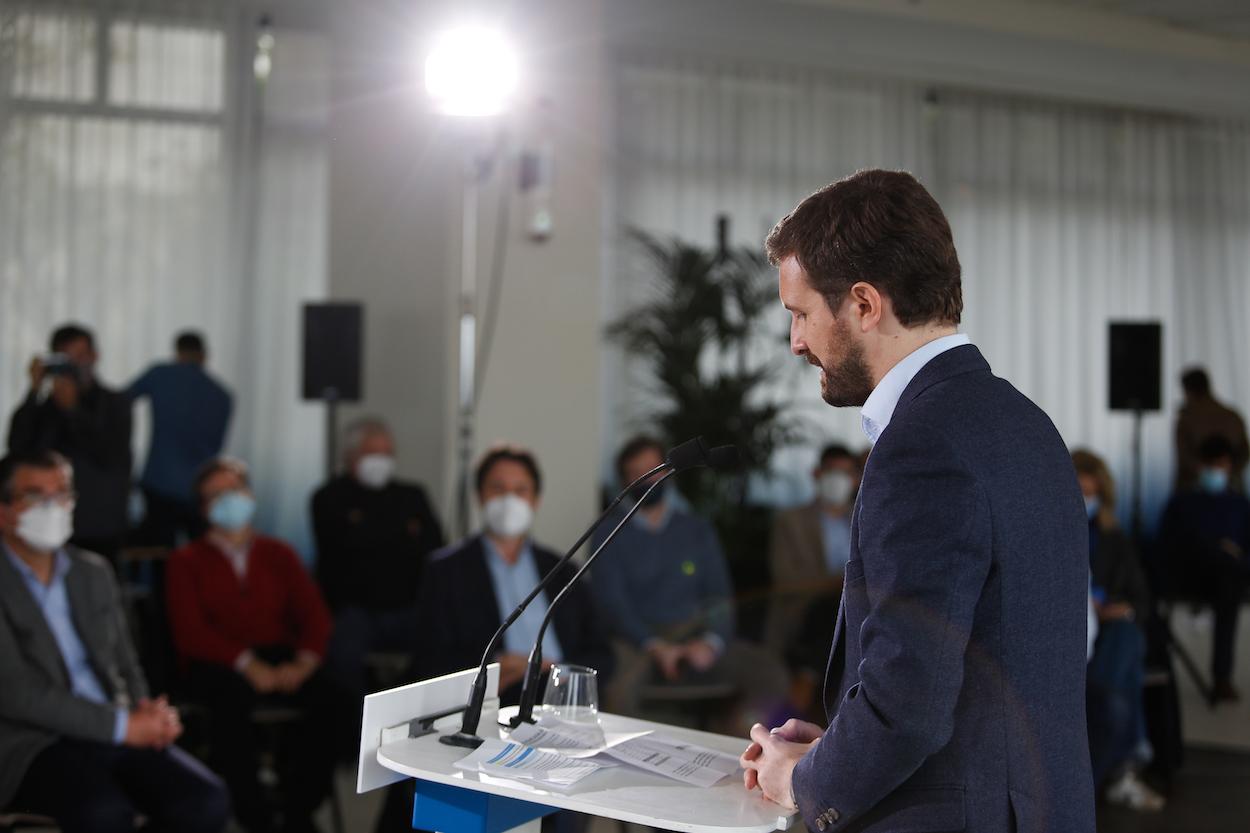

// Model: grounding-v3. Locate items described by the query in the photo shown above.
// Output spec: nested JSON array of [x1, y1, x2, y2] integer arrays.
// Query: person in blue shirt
[[592, 436, 787, 727], [1159, 434, 1250, 704], [0, 450, 228, 832], [129, 331, 233, 546]]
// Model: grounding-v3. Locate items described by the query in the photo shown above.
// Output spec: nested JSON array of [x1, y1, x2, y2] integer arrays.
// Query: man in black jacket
[[312, 417, 444, 696], [7, 324, 132, 564], [415, 444, 614, 701]]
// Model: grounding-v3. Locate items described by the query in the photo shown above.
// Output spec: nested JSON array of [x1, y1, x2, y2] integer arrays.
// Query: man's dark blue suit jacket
[[792, 345, 1095, 833]]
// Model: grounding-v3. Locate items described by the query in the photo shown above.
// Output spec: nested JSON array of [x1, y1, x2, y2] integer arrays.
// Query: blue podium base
[[412, 780, 556, 833]]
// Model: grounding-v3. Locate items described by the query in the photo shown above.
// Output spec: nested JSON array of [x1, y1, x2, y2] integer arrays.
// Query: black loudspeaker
[[302, 302, 363, 401], [1108, 322, 1162, 412]]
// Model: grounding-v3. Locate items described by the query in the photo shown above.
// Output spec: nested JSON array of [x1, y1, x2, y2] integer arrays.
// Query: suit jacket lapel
[[65, 555, 116, 699], [466, 538, 507, 636], [0, 550, 71, 686]]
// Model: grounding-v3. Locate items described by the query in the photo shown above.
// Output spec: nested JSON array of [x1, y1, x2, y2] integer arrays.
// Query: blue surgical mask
[[209, 491, 256, 531], [1084, 495, 1101, 520], [1199, 468, 1230, 494]]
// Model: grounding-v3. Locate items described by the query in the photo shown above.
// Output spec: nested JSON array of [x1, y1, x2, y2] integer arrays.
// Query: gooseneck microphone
[[439, 437, 714, 749], [510, 444, 740, 727]]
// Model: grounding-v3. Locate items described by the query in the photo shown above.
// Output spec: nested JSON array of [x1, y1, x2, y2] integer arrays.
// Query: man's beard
[[818, 320, 874, 407]]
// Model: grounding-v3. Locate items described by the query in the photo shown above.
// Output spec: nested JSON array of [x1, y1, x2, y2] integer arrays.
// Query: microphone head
[[665, 437, 711, 472], [708, 445, 741, 471]]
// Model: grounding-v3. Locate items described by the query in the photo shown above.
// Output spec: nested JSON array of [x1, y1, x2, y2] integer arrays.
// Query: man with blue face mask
[[166, 458, 343, 833], [1160, 435, 1250, 704], [766, 444, 861, 656]]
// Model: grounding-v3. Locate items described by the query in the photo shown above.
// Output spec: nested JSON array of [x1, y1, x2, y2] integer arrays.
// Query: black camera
[[41, 353, 79, 377]]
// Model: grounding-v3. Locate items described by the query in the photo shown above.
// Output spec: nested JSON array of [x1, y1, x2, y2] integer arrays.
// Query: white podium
[[358, 667, 797, 833]]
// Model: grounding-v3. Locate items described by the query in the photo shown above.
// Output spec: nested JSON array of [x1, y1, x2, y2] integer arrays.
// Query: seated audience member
[[167, 458, 343, 833], [1159, 435, 1250, 704], [129, 331, 233, 546], [1175, 367, 1249, 493], [313, 417, 444, 696], [415, 444, 613, 700], [7, 324, 132, 563], [0, 451, 228, 832], [765, 443, 860, 654], [1072, 450, 1163, 812], [591, 436, 786, 723]]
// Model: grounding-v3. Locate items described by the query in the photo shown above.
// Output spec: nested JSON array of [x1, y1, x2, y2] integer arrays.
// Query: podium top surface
[[377, 707, 796, 833]]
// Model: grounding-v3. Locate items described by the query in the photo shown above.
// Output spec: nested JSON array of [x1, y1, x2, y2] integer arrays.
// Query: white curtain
[[609, 53, 1250, 529], [0, 1, 329, 555]]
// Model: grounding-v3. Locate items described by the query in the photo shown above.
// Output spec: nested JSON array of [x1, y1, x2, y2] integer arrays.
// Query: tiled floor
[[1170, 605, 1250, 751]]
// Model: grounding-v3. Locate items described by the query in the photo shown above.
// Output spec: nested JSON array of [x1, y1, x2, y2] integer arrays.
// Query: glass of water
[[541, 664, 600, 725]]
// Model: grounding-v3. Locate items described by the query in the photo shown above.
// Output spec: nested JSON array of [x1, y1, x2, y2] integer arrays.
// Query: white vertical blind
[[0, 2, 329, 555], [609, 53, 1250, 527]]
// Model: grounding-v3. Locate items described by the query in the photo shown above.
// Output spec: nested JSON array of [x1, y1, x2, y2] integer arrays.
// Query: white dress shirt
[[860, 333, 971, 445]]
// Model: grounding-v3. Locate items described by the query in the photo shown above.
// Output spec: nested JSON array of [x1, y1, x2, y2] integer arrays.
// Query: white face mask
[[355, 454, 396, 490], [483, 494, 534, 539], [817, 470, 855, 506], [17, 501, 74, 553]]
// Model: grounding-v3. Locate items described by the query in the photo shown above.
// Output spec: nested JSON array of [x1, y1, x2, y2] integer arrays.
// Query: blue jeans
[[1086, 619, 1146, 785]]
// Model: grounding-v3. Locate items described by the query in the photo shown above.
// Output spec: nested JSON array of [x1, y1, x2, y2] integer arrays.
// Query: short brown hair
[[195, 457, 251, 502], [765, 169, 962, 327], [475, 444, 542, 495], [615, 435, 666, 482]]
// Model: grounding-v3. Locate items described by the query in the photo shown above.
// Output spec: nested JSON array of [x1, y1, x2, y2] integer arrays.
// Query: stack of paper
[[454, 739, 606, 790]]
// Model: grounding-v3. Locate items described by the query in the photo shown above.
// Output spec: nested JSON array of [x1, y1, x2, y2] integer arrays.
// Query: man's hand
[[740, 722, 820, 809], [647, 640, 685, 681], [498, 653, 529, 690], [28, 356, 45, 392], [241, 657, 279, 693], [273, 654, 320, 694], [683, 639, 718, 672], [50, 375, 78, 411], [125, 697, 182, 748]]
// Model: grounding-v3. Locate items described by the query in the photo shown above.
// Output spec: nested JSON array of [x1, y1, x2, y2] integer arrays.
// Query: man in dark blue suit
[[740, 170, 1094, 833]]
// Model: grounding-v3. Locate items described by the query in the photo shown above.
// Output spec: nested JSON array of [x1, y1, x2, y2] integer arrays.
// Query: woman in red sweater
[[167, 457, 343, 833]]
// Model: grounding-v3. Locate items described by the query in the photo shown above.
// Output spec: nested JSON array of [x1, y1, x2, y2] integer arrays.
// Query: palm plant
[[608, 229, 804, 519]]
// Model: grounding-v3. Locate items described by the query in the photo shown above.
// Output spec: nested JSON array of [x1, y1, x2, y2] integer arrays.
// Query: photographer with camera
[[6, 324, 133, 565]]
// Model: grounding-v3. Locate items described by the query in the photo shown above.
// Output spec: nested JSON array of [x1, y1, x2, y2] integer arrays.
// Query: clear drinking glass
[[540, 664, 600, 725]]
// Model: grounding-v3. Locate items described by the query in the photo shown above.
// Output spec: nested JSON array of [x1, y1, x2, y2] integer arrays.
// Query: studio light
[[424, 25, 519, 118]]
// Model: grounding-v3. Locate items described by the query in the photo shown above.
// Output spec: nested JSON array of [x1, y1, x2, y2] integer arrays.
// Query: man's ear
[[847, 282, 884, 333]]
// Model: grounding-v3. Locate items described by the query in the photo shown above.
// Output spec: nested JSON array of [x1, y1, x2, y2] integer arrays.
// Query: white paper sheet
[[507, 716, 607, 750], [600, 735, 741, 788], [454, 739, 606, 790]]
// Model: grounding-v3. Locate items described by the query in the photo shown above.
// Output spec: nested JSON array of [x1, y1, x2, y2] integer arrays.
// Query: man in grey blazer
[[740, 171, 1095, 833], [0, 450, 228, 832], [765, 444, 860, 656]]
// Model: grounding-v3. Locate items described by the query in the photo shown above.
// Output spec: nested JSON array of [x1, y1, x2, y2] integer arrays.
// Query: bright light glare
[[424, 25, 519, 117]]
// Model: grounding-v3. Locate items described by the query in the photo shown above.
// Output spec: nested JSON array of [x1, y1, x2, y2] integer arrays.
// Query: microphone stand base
[[504, 713, 538, 729], [439, 732, 485, 749]]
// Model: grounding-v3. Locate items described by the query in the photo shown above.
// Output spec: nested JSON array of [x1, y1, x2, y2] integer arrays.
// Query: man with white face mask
[[0, 451, 228, 832], [765, 444, 861, 657], [311, 418, 444, 698], [415, 444, 614, 702]]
